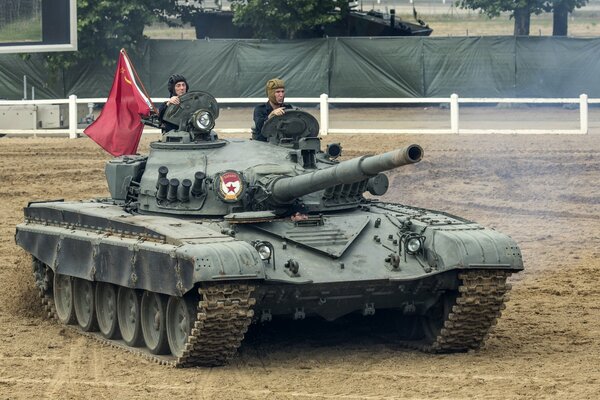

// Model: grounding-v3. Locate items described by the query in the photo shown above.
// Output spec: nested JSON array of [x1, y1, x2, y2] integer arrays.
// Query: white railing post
[[450, 93, 459, 134], [580, 93, 588, 134], [319, 93, 329, 136], [68, 94, 78, 139], [1, 95, 597, 136]]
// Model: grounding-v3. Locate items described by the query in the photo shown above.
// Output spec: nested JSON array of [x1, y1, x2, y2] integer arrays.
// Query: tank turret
[[110, 97, 423, 217]]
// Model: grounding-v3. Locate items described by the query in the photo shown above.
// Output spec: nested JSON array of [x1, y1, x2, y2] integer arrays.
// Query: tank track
[[402, 269, 512, 352], [36, 268, 510, 363], [176, 284, 255, 367], [38, 275, 255, 367]]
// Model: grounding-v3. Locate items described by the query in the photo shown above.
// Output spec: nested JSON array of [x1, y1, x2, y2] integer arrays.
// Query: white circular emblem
[[218, 171, 244, 202]]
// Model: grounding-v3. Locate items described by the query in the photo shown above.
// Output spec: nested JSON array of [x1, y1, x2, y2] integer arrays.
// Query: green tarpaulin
[[0, 37, 599, 100]]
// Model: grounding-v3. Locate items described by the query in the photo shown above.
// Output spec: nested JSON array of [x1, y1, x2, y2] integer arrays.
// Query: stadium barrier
[[0, 94, 598, 138]]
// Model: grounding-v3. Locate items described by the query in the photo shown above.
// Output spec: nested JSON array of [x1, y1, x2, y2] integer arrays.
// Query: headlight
[[192, 110, 215, 132], [405, 237, 422, 254], [254, 242, 272, 261], [258, 245, 271, 260]]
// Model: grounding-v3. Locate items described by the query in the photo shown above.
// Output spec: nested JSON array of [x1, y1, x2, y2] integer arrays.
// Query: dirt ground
[[1, 128, 599, 399]]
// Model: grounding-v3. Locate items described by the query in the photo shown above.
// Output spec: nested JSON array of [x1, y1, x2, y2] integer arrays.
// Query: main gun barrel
[[271, 144, 423, 203]]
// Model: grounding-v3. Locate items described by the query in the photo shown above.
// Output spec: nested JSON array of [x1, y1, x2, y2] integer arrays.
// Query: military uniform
[[252, 102, 293, 141]]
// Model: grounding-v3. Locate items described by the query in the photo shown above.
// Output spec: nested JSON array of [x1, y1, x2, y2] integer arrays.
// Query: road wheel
[[422, 291, 458, 342], [53, 273, 76, 324], [166, 295, 197, 358], [117, 287, 144, 347], [95, 282, 120, 339], [141, 291, 170, 355], [73, 278, 98, 331]]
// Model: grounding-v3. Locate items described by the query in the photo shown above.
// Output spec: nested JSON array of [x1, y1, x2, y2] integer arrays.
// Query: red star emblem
[[219, 171, 243, 202]]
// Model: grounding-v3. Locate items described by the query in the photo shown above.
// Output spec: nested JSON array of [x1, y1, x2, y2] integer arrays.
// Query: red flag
[[84, 49, 153, 156]]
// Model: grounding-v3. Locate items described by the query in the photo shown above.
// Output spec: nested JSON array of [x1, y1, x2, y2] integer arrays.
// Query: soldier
[[252, 78, 293, 141], [158, 74, 189, 132]]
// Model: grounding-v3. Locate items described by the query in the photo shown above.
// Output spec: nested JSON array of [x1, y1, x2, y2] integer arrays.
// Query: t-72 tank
[[15, 91, 523, 367]]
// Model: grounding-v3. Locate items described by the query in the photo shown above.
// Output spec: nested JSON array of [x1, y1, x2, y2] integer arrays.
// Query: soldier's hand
[[269, 108, 286, 119], [167, 96, 180, 105]]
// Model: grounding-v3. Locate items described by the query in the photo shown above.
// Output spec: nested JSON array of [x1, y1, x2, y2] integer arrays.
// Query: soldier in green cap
[[252, 78, 293, 141]]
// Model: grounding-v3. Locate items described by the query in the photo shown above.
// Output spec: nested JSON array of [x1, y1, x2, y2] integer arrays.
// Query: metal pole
[[23, 75, 27, 100], [319, 93, 329, 136], [68, 94, 78, 139], [580, 93, 588, 134], [450, 93, 459, 134]]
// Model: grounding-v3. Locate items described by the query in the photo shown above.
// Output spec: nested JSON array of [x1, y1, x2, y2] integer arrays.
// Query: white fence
[[0, 93, 598, 138]]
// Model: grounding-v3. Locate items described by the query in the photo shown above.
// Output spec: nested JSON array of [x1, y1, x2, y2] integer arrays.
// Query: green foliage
[[457, 0, 588, 18], [43, 0, 179, 72], [456, 0, 546, 18], [230, 0, 341, 39], [543, 0, 589, 13]]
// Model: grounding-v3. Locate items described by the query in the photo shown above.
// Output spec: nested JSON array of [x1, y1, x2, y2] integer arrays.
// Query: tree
[[457, 0, 547, 35], [43, 0, 179, 72], [229, 0, 341, 39], [545, 0, 588, 36]]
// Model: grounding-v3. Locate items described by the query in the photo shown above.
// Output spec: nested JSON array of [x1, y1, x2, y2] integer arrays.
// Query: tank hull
[[16, 200, 522, 292], [16, 199, 522, 366]]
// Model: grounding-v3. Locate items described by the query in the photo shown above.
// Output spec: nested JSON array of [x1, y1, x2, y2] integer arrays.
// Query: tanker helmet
[[168, 74, 189, 96], [266, 78, 285, 105]]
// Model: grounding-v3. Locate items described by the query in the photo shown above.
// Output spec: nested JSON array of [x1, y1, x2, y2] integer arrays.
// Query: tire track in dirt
[[44, 336, 92, 397]]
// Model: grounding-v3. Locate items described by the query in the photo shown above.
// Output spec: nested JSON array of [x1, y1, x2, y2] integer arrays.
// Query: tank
[[15, 91, 523, 367]]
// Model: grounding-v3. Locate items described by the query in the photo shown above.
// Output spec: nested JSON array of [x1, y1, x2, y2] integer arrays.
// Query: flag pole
[[120, 48, 159, 114]]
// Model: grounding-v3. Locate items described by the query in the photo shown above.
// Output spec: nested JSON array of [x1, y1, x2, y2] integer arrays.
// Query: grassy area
[[0, 17, 41, 43], [144, 23, 197, 40], [409, 12, 600, 37]]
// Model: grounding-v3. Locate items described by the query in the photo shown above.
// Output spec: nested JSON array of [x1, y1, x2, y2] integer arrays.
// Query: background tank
[[188, 4, 432, 39], [15, 92, 523, 366]]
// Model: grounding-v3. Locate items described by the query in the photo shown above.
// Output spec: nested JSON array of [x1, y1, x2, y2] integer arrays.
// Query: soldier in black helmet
[[158, 74, 189, 132]]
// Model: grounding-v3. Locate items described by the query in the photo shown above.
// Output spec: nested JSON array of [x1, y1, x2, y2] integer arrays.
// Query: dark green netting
[[0, 53, 63, 98], [231, 40, 329, 97], [1, 37, 599, 100], [423, 37, 516, 97], [515, 37, 600, 97], [329, 37, 423, 97]]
